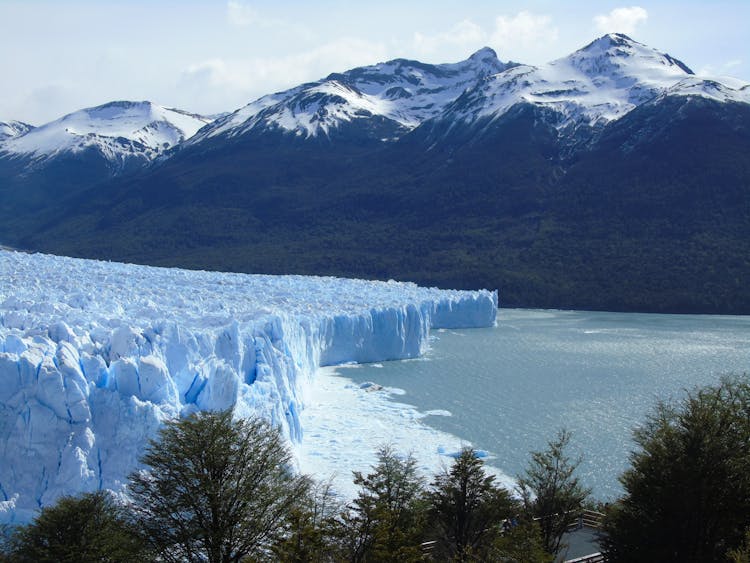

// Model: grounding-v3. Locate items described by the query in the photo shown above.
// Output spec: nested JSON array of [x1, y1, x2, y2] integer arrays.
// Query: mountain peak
[[601, 32, 635, 46], [2, 100, 212, 163], [565, 33, 694, 78], [577, 33, 641, 57], [77, 100, 155, 121], [469, 46, 499, 62], [581, 33, 657, 54], [96, 100, 152, 110]]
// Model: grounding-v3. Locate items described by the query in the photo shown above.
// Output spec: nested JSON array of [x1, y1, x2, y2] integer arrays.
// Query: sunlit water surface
[[305, 309, 750, 500]]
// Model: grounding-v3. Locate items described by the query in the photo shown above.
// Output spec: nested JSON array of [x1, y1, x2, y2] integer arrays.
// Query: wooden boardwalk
[[559, 510, 606, 563]]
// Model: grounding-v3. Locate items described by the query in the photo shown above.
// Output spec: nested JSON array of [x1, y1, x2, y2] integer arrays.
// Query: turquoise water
[[337, 309, 750, 500]]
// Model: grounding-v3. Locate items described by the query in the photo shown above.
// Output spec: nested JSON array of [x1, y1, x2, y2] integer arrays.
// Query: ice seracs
[[0, 250, 497, 523]]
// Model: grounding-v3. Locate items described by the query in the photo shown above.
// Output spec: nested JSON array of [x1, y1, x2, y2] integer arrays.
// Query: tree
[[602, 377, 750, 563], [339, 445, 426, 562], [516, 429, 590, 557], [428, 448, 515, 561], [6, 491, 147, 562], [128, 409, 308, 563], [272, 478, 341, 563], [728, 529, 750, 563], [0, 525, 14, 562], [489, 520, 553, 563]]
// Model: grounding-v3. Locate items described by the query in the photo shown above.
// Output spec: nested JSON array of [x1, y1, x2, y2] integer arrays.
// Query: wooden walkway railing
[[569, 508, 606, 530], [421, 510, 608, 559]]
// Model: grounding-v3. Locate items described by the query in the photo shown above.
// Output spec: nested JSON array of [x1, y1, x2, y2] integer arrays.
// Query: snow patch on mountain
[[0, 101, 212, 165], [0, 250, 496, 523]]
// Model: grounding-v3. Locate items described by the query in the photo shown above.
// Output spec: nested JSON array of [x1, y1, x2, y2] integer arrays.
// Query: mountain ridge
[[2, 34, 747, 160]]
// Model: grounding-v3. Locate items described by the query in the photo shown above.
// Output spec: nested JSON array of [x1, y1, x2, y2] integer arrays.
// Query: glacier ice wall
[[0, 250, 496, 523]]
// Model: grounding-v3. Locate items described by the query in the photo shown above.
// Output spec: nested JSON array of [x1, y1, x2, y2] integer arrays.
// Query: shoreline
[[294, 363, 516, 499]]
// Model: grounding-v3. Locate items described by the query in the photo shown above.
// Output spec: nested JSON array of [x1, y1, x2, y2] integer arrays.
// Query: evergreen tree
[[516, 429, 590, 557], [128, 409, 308, 563], [7, 491, 147, 563], [427, 448, 515, 561], [602, 377, 750, 563], [339, 445, 426, 562]]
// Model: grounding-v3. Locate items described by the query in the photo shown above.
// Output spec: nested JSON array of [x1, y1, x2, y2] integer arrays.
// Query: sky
[[1, 0, 748, 125]]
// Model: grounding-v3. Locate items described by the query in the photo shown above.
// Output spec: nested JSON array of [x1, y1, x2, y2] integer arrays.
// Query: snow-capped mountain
[[3, 34, 747, 159], [0, 101, 212, 167], [188, 47, 515, 143], [430, 34, 706, 136], [180, 33, 750, 151]]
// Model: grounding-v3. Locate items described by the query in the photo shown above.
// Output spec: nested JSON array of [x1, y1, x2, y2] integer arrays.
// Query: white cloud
[[593, 7, 648, 35], [697, 59, 745, 79], [411, 12, 558, 63], [489, 11, 559, 51], [178, 38, 390, 113], [226, 0, 312, 37], [226, 1, 260, 26], [4, 83, 107, 125], [413, 19, 485, 55]]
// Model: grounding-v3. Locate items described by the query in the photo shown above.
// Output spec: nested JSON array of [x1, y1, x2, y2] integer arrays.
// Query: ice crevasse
[[0, 250, 497, 523]]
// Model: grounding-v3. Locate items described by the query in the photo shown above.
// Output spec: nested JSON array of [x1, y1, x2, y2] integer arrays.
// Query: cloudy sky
[[1, 0, 748, 124]]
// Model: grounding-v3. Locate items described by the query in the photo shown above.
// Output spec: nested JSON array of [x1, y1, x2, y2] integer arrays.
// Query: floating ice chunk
[[442, 448, 490, 459], [423, 409, 452, 417]]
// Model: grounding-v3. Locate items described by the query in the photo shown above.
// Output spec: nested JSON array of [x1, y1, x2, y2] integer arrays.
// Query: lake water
[[300, 309, 750, 500]]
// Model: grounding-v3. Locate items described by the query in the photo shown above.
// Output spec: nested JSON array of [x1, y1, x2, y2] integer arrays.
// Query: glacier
[[0, 250, 496, 523]]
